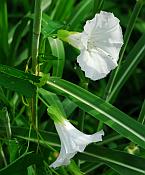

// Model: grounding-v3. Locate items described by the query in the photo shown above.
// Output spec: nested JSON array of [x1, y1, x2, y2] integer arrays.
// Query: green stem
[[31, 0, 42, 130], [97, 134, 123, 146], [138, 99, 145, 124], [0, 144, 7, 166], [0, 0, 8, 64], [32, 0, 42, 74], [30, 93, 38, 129]]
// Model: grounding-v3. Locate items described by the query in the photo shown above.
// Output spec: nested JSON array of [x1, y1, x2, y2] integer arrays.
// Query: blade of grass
[[32, 0, 42, 74], [93, 0, 104, 15], [0, 152, 43, 175], [38, 88, 66, 116], [81, 162, 103, 174], [48, 37, 65, 78], [0, 0, 8, 64], [106, 33, 145, 103], [51, 0, 74, 21], [138, 99, 145, 124], [0, 72, 36, 97], [79, 145, 145, 175], [45, 78, 145, 148], [41, 13, 63, 38], [68, 0, 93, 29], [9, 15, 30, 66], [105, 0, 144, 102], [1, 126, 144, 175]]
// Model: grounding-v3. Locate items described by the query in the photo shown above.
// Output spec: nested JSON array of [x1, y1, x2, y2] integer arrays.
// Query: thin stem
[[30, 93, 38, 130], [31, 0, 42, 131], [0, 0, 8, 64], [74, 65, 89, 132], [138, 99, 145, 124], [5, 109, 11, 139], [0, 145, 7, 166], [97, 134, 123, 146], [32, 0, 42, 74]]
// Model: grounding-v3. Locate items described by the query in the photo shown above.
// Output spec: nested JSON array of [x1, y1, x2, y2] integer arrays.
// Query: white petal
[[77, 49, 117, 80], [50, 119, 104, 168], [55, 122, 77, 153], [88, 130, 104, 142], [50, 143, 76, 168], [62, 120, 104, 145], [83, 11, 123, 43], [82, 11, 123, 60], [91, 41, 123, 61], [67, 33, 83, 49]]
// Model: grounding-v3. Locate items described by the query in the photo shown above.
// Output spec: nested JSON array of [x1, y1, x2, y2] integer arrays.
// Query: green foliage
[[0, 0, 145, 175], [0, 0, 8, 64]]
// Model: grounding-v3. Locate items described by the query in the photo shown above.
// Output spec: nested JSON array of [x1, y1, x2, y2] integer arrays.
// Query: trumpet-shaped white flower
[[66, 11, 124, 80], [50, 118, 104, 168]]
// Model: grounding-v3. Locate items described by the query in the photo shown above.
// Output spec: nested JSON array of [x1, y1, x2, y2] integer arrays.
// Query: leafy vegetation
[[0, 0, 145, 174]]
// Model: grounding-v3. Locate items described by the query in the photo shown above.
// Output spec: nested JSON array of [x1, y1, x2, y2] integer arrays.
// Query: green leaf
[[51, 0, 74, 21], [0, 88, 11, 110], [0, 152, 43, 175], [93, 0, 104, 15], [0, 126, 59, 148], [138, 99, 145, 124], [62, 98, 77, 116], [0, 0, 8, 64], [0, 108, 11, 138], [42, 0, 52, 11], [0, 64, 38, 97], [41, 13, 63, 38], [0, 72, 36, 97], [105, 1, 144, 102], [120, 0, 143, 61], [48, 37, 65, 78], [81, 162, 103, 174], [0, 64, 144, 147], [68, 0, 93, 29], [8, 140, 19, 163], [45, 78, 145, 148], [79, 145, 145, 175], [0, 64, 39, 83], [38, 88, 66, 116], [1, 126, 144, 175], [9, 16, 30, 66], [107, 33, 145, 102]]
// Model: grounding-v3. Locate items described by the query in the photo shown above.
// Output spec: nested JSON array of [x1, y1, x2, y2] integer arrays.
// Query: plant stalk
[[32, 0, 42, 74], [31, 0, 42, 129]]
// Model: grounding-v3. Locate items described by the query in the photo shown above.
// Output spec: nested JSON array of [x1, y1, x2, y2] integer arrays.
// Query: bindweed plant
[[0, 0, 145, 175]]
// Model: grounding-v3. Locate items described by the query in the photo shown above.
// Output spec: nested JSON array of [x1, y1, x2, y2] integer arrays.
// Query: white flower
[[50, 119, 104, 168], [67, 11, 123, 80]]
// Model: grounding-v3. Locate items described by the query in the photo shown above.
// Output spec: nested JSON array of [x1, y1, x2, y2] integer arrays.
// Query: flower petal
[[50, 143, 76, 168], [50, 119, 104, 168], [77, 49, 117, 80], [82, 11, 123, 60], [55, 122, 77, 153], [83, 11, 123, 43], [62, 120, 104, 145], [67, 33, 83, 49]]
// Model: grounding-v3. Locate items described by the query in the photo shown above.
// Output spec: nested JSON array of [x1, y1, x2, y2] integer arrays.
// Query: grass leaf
[[46, 78, 145, 148]]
